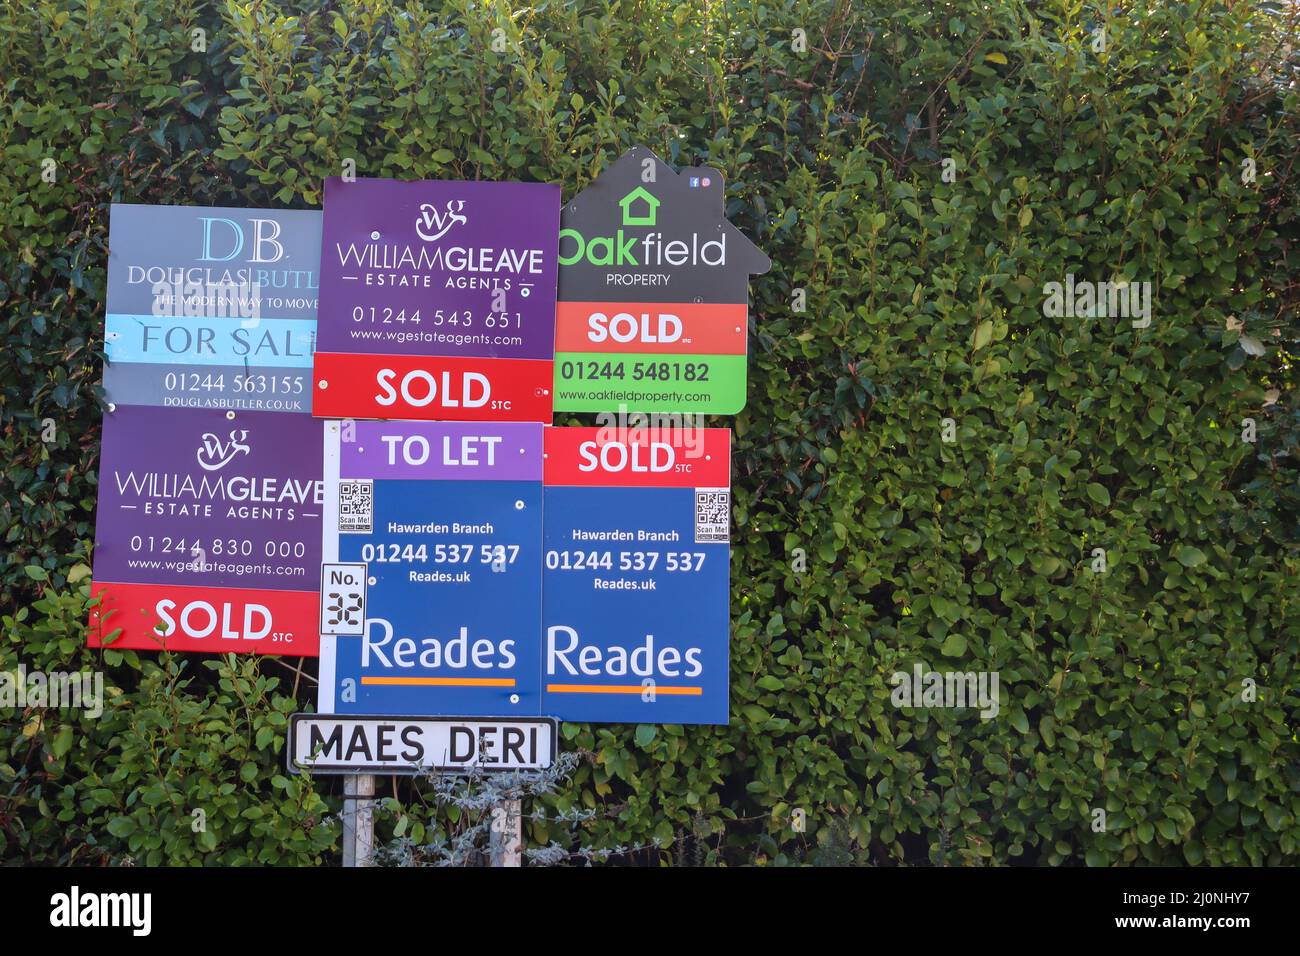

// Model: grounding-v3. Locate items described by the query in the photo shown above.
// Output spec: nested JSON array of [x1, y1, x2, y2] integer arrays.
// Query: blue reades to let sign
[[329, 422, 544, 718]]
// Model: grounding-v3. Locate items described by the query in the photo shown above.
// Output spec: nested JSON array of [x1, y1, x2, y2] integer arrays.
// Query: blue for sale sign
[[319, 421, 544, 717], [541, 426, 732, 724]]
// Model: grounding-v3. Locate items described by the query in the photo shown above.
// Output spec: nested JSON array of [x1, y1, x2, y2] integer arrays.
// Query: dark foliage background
[[1, 0, 1297, 865]]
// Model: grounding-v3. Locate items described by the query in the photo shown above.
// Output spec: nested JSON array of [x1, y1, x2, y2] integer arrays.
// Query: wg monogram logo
[[414, 199, 467, 242], [197, 429, 250, 471]]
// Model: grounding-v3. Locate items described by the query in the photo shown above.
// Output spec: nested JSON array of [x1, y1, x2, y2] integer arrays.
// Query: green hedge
[[2, 0, 1297, 865]]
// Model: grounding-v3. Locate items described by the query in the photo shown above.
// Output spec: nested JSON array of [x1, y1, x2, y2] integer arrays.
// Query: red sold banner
[[554, 302, 747, 356], [90, 582, 320, 656], [543, 426, 730, 488], [312, 352, 553, 422]]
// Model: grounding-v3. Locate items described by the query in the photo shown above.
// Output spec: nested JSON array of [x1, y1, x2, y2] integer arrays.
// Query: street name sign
[[288, 714, 557, 774]]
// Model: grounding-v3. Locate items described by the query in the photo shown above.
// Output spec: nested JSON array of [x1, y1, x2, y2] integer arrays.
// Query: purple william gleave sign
[[94, 406, 324, 592], [316, 176, 561, 361]]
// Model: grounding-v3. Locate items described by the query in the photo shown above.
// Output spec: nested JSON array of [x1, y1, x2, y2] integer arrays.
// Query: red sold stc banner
[[544, 427, 730, 487], [89, 582, 320, 656], [312, 352, 553, 423], [554, 302, 747, 356]]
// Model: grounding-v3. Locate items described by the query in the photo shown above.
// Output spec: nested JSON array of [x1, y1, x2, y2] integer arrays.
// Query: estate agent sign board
[[311, 178, 560, 423], [553, 147, 770, 415]]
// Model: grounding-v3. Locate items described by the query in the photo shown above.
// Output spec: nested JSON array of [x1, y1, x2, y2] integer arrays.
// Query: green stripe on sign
[[552, 353, 748, 414]]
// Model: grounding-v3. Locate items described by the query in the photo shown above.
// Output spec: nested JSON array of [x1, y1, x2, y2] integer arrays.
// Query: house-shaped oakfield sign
[[553, 145, 770, 415]]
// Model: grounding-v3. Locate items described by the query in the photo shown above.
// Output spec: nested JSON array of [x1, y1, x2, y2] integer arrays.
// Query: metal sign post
[[342, 774, 375, 868], [490, 798, 522, 867]]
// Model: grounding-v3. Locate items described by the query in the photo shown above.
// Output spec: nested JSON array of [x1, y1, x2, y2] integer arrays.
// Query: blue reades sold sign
[[318, 421, 544, 718], [541, 426, 732, 725]]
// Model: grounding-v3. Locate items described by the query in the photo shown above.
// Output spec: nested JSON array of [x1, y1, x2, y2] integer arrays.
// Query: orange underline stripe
[[361, 677, 516, 687], [546, 684, 702, 695]]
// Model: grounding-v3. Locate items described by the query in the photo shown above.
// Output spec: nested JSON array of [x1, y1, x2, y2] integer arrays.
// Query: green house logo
[[618, 186, 659, 227]]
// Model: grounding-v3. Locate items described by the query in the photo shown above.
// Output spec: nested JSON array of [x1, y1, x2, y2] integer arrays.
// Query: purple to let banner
[[340, 421, 543, 482]]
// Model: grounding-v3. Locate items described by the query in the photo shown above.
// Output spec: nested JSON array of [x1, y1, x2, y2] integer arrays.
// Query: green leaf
[[634, 724, 657, 747], [1086, 483, 1110, 506], [106, 817, 137, 838], [1039, 718, 1056, 748], [1174, 546, 1206, 567], [940, 633, 967, 657], [49, 725, 74, 759]]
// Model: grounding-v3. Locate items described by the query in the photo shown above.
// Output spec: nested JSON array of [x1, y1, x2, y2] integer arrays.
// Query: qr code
[[694, 488, 730, 543], [338, 480, 373, 534]]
